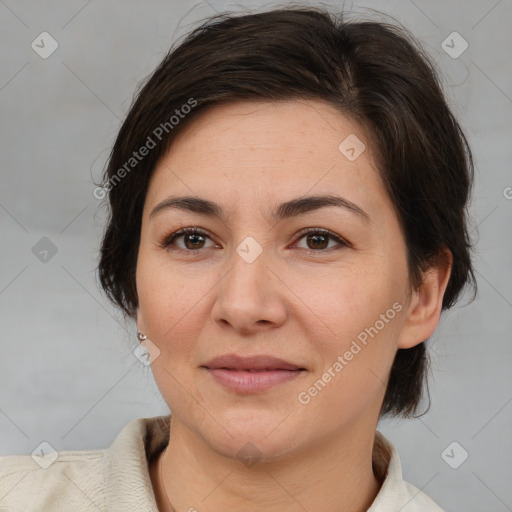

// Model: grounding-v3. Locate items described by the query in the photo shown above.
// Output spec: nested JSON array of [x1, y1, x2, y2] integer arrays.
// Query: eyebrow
[[149, 194, 370, 224]]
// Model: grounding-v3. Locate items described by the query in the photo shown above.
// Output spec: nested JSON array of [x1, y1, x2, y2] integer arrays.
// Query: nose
[[210, 243, 287, 334]]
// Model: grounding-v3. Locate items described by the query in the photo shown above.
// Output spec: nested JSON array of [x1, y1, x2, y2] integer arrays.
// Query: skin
[[136, 99, 452, 512]]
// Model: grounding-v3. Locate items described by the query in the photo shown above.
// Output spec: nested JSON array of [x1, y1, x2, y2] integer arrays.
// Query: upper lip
[[202, 354, 306, 371]]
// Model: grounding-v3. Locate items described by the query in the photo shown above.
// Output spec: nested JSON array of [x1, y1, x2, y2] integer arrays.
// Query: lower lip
[[204, 368, 304, 393]]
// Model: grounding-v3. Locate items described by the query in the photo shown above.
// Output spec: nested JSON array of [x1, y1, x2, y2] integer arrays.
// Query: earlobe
[[397, 248, 453, 350], [136, 309, 145, 342]]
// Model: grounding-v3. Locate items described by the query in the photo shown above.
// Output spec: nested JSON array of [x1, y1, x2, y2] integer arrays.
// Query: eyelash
[[159, 226, 350, 256]]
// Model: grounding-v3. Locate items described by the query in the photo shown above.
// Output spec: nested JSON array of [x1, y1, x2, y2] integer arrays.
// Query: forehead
[[144, 99, 388, 222], [170, 99, 362, 154]]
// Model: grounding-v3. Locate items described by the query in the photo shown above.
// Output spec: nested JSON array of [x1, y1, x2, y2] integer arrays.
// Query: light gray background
[[1, 0, 511, 510]]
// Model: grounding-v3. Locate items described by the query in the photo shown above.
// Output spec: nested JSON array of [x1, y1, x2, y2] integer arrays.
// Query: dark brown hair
[[97, 6, 476, 419]]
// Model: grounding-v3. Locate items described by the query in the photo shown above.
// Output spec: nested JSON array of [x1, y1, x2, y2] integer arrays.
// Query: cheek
[[136, 250, 172, 333], [136, 256, 206, 404], [291, 266, 403, 402], [136, 252, 215, 355], [292, 263, 402, 342], [295, 303, 402, 427]]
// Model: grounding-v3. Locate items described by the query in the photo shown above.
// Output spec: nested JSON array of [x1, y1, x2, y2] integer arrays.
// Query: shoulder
[[0, 415, 169, 512], [369, 431, 445, 512], [400, 480, 445, 511], [0, 449, 106, 511]]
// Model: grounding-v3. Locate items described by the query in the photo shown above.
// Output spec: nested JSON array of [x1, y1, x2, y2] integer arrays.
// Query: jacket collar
[[103, 414, 426, 511]]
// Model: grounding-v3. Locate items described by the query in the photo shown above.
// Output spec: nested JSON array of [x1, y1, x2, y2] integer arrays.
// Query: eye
[[292, 228, 350, 254], [159, 226, 350, 255], [160, 227, 217, 252]]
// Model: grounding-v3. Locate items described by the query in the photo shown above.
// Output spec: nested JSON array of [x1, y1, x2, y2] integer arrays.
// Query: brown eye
[[160, 227, 349, 256], [161, 228, 215, 252], [294, 228, 349, 254], [182, 232, 207, 250], [305, 233, 329, 250]]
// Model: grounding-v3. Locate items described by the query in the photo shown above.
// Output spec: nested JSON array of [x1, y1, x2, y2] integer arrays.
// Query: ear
[[397, 248, 453, 349]]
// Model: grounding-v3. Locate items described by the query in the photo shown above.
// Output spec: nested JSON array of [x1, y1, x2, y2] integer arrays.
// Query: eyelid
[[159, 227, 215, 250], [160, 226, 350, 253], [293, 227, 351, 250]]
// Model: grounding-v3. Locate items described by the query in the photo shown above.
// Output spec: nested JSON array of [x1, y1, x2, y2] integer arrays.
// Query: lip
[[202, 354, 306, 371], [201, 354, 307, 394]]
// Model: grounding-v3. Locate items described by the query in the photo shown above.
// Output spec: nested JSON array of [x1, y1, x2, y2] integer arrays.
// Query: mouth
[[201, 354, 306, 372], [201, 354, 307, 393]]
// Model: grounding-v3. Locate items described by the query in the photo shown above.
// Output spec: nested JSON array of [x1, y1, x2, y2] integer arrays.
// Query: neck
[[151, 417, 383, 512]]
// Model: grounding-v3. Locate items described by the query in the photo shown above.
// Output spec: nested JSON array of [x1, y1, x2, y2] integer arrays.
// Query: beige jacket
[[0, 415, 444, 511]]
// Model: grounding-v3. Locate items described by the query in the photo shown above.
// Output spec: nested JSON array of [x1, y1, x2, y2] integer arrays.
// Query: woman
[[0, 6, 475, 511]]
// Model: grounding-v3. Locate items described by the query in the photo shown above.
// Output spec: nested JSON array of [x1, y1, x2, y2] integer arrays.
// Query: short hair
[[97, 6, 476, 419]]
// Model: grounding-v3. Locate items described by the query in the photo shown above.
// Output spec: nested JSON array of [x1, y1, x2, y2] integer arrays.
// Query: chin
[[213, 432, 300, 466], [195, 410, 301, 463]]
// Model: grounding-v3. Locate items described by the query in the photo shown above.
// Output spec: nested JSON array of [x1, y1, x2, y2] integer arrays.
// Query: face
[[136, 99, 415, 461]]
